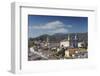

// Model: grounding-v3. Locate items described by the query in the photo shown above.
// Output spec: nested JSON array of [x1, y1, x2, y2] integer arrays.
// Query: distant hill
[[29, 32, 88, 43]]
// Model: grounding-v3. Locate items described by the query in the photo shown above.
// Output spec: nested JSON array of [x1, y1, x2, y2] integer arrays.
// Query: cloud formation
[[31, 21, 64, 30], [28, 21, 72, 37]]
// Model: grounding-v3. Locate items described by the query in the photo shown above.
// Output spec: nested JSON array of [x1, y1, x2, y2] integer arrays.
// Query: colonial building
[[60, 34, 70, 48], [60, 34, 78, 48]]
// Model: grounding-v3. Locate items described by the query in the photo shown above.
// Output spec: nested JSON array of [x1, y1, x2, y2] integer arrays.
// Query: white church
[[60, 34, 83, 48]]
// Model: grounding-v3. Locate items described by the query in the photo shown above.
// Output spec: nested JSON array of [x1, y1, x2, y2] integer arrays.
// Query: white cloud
[[67, 25, 72, 28], [31, 21, 64, 30], [28, 20, 72, 37], [51, 28, 68, 34]]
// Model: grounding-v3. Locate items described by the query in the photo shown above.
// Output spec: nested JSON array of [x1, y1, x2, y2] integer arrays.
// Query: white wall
[[60, 41, 70, 47], [0, 0, 100, 76]]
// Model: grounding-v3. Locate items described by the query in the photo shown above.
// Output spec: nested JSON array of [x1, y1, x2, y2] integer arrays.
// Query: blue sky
[[28, 15, 88, 38]]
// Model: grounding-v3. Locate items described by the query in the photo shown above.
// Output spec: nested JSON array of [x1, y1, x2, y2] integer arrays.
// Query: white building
[[60, 34, 70, 47], [60, 41, 70, 47], [78, 42, 83, 48], [78, 42, 82, 47]]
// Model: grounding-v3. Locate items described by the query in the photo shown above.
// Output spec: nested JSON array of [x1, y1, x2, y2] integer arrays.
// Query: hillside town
[[28, 33, 88, 61]]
